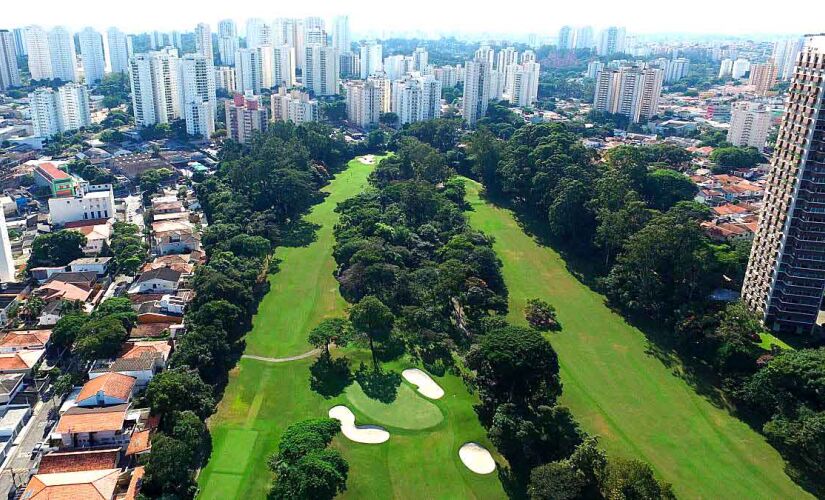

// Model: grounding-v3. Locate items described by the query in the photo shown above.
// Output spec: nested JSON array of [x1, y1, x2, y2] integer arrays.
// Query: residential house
[[151, 220, 200, 255], [65, 219, 112, 256], [128, 268, 181, 294], [0, 329, 51, 353], [76, 373, 136, 407], [0, 349, 44, 374], [69, 256, 112, 276], [0, 373, 26, 404], [38, 301, 63, 326], [54, 404, 132, 449], [37, 448, 120, 473], [89, 341, 171, 388], [22, 468, 121, 499]]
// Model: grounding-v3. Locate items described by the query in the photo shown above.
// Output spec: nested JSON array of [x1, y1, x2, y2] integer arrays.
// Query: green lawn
[[463, 178, 810, 499], [197, 157, 506, 499]]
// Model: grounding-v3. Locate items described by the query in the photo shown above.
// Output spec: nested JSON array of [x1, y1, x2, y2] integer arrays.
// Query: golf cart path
[[242, 348, 320, 363]]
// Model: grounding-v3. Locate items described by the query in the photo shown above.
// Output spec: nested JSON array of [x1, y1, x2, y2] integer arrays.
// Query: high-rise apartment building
[[727, 102, 771, 151], [0, 210, 15, 282], [12, 28, 26, 57], [304, 44, 338, 96], [107, 28, 131, 74], [597, 26, 626, 56], [0, 30, 21, 90], [558, 26, 573, 50], [749, 62, 778, 96], [271, 88, 319, 124], [340, 52, 360, 79], [732, 58, 750, 79], [180, 54, 216, 139], [507, 61, 540, 107], [225, 93, 268, 144], [742, 35, 825, 334], [719, 58, 734, 78], [332, 16, 351, 55], [273, 45, 296, 88], [654, 57, 689, 83], [195, 23, 214, 64], [593, 66, 663, 123], [360, 41, 383, 79], [218, 19, 238, 66], [574, 26, 595, 50], [346, 77, 389, 128], [412, 47, 429, 73], [585, 60, 605, 79], [391, 73, 442, 125], [434, 65, 459, 88], [29, 83, 91, 137], [235, 48, 263, 94], [25, 26, 52, 81], [246, 18, 272, 49], [215, 66, 236, 93], [78, 28, 105, 84], [772, 37, 804, 81], [128, 48, 181, 127], [48, 26, 77, 82], [462, 59, 492, 127], [383, 55, 409, 81]]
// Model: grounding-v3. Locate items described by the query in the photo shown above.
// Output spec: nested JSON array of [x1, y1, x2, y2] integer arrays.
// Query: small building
[[22, 468, 121, 499], [34, 162, 76, 197], [128, 268, 181, 294], [0, 349, 45, 374], [48, 188, 116, 226], [76, 372, 136, 407], [0, 329, 51, 353], [37, 448, 120, 474], [69, 256, 112, 276], [54, 404, 131, 449]]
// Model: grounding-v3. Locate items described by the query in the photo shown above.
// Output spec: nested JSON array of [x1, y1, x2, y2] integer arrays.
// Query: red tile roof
[[37, 449, 120, 474], [77, 373, 136, 403], [23, 468, 120, 500], [0, 330, 51, 350], [125, 430, 151, 456], [36, 162, 71, 182], [56, 405, 128, 434]]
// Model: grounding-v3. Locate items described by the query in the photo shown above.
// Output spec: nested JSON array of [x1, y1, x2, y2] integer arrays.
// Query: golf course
[[462, 178, 809, 499], [196, 157, 506, 499]]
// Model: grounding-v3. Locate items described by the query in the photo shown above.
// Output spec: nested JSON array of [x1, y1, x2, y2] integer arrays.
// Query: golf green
[[197, 158, 507, 499], [462, 178, 809, 499]]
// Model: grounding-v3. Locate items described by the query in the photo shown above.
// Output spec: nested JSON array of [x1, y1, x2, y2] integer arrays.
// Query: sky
[[3, 0, 824, 38]]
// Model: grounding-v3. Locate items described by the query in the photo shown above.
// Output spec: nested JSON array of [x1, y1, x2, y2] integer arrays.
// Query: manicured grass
[[197, 158, 506, 499], [463, 178, 810, 499], [757, 332, 794, 351]]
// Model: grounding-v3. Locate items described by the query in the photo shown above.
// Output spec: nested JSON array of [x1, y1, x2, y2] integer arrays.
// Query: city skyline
[[3, 0, 823, 37]]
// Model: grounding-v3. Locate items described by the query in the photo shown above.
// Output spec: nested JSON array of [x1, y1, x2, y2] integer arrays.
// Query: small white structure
[[128, 268, 181, 294], [69, 256, 112, 276], [328, 405, 389, 444], [48, 187, 115, 226], [0, 210, 15, 282]]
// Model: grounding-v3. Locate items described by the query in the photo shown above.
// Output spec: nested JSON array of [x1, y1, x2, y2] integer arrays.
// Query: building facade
[[78, 28, 105, 85], [180, 54, 216, 139], [0, 30, 20, 90], [271, 88, 319, 124], [235, 48, 263, 94], [29, 83, 91, 137], [749, 62, 778, 97], [48, 26, 77, 82], [217, 19, 238, 66], [225, 93, 268, 144], [727, 102, 771, 151], [345, 77, 389, 128], [391, 73, 442, 125], [304, 44, 338, 96], [128, 48, 181, 127], [360, 41, 382, 79], [462, 59, 491, 127], [107, 28, 131, 74]]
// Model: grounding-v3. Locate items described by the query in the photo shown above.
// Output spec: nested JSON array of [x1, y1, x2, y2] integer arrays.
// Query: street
[[0, 395, 60, 498]]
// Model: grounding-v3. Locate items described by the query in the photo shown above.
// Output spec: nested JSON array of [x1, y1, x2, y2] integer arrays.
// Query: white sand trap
[[402, 368, 445, 399], [358, 154, 376, 165], [328, 405, 389, 444], [459, 442, 496, 474]]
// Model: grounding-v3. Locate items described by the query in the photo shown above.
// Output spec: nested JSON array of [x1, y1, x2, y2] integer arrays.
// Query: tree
[[742, 348, 825, 416], [74, 316, 128, 361], [143, 434, 198, 497], [91, 297, 137, 328], [349, 296, 394, 368], [529, 461, 586, 500], [598, 457, 675, 500], [524, 298, 560, 331], [144, 368, 216, 420], [139, 167, 174, 197], [643, 169, 697, 211], [169, 410, 212, 465], [51, 313, 88, 350], [307, 318, 351, 355], [710, 146, 764, 171], [28, 230, 86, 268], [379, 112, 399, 128], [710, 302, 761, 372]]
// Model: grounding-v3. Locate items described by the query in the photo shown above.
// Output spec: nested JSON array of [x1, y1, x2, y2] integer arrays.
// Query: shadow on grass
[[309, 353, 354, 398], [354, 364, 401, 403], [279, 219, 322, 248]]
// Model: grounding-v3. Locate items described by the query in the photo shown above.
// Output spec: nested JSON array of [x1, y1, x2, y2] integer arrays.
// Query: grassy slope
[[463, 178, 809, 499], [197, 158, 506, 499]]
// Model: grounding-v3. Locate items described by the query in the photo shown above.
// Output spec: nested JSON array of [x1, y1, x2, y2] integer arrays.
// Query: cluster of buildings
[[592, 63, 664, 123]]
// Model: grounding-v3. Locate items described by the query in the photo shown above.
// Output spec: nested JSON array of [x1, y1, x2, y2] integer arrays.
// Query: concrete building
[[574, 26, 595, 50], [345, 77, 389, 128], [78, 28, 105, 85], [273, 45, 296, 88], [732, 58, 750, 79], [749, 62, 778, 96], [412, 47, 428, 72], [0, 30, 20, 90], [383, 55, 409, 81], [24, 26, 52, 81], [340, 52, 360, 79], [217, 19, 238, 66], [718, 58, 734, 79], [215, 66, 236, 93], [772, 37, 804, 81], [225, 93, 268, 143], [742, 35, 825, 334], [0, 211, 15, 282], [194, 23, 213, 64], [597, 26, 626, 56], [304, 44, 338, 96], [506, 61, 540, 107], [391, 73, 441, 125], [434, 65, 459, 88], [246, 18, 271, 49], [48, 187, 115, 225], [655, 57, 689, 83], [235, 48, 263, 94], [585, 60, 604, 79], [593, 66, 663, 123], [12, 28, 26, 57], [48, 26, 77, 82], [558, 26, 573, 50], [727, 102, 770, 151], [271, 88, 319, 124], [462, 59, 492, 127], [29, 83, 91, 137], [180, 54, 216, 139], [106, 27, 131, 74], [332, 15, 351, 55], [128, 49, 181, 127], [360, 40, 383, 79]]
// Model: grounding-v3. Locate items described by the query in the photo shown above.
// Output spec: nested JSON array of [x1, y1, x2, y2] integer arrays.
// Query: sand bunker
[[459, 442, 496, 474], [359, 154, 376, 165], [329, 405, 389, 444], [402, 368, 445, 399]]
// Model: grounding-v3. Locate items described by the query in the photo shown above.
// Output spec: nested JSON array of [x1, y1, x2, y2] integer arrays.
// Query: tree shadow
[[377, 335, 406, 362], [354, 364, 401, 403], [279, 219, 322, 248], [309, 353, 354, 398]]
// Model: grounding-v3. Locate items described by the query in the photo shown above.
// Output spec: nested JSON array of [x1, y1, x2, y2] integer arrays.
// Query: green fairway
[[463, 178, 809, 499], [197, 157, 506, 499]]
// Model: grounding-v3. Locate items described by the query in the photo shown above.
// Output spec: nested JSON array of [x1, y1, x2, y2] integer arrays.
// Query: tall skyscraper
[[462, 58, 492, 127], [360, 41, 382, 79], [273, 45, 296, 88], [0, 210, 15, 282], [742, 35, 825, 334], [225, 93, 268, 143], [304, 44, 338, 96], [0, 30, 21, 90], [235, 48, 263, 94], [346, 77, 389, 128], [332, 16, 351, 55], [383, 55, 408, 81], [25, 25, 52, 81], [271, 88, 319, 124], [574, 26, 595, 50], [218, 19, 238, 66], [749, 62, 778, 96], [29, 87, 61, 137], [412, 47, 429, 72], [107, 28, 131, 74], [246, 18, 272, 49], [772, 37, 804, 81], [128, 48, 181, 126], [12, 28, 26, 56], [597, 26, 626, 56], [593, 65, 663, 123], [558, 26, 573, 50], [195, 23, 214, 64], [391, 73, 441, 125], [259, 45, 275, 89], [29, 83, 91, 137], [507, 61, 540, 107], [180, 53, 216, 139], [215, 66, 236, 93], [78, 28, 105, 84], [727, 102, 771, 151], [719, 58, 734, 78], [48, 26, 77, 82], [732, 58, 750, 79], [339, 52, 360, 79]]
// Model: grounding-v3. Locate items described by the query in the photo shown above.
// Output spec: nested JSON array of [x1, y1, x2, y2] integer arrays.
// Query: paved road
[[241, 349, 320, 363], [0, 396, 60, 497]]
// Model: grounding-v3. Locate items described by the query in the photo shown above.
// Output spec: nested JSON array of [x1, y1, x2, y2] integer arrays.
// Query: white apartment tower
[[772, 37, 804, 81], [732, 58, 750, 79], [271, 88, 319, 124], [391, 73, 442, 125], [195, 23, 214, 64], [412, 48, 429, 72], [360, 41, 383, 79], [719, 58, 734, 78], [215, 66, 236, 93], [107, 28, 131, 74], [78, 28, 106, 85], [128, 49, 181, 127], [29, 88, 61, 137], [0, 210, 15, 282], [597, 27, 626, 56], [246, 18, 272, 49], [180, 54, 216, 139], [304, 44, 338, 96], [462, 59, 492, 127], [332, 16, 351, 55], [25, 26, 52, 81], [30, 83, 91, 137], [593, 66, 662, 123], [727, 102, 771, 151], [235, 48, 263, 94], [0, 30, 21, 90], [346, 77, 389, 128], [48, 26, 77, 82], [507, 62, 540, 107], [273, 45, 297, 88], [218, 19, 238, 66]]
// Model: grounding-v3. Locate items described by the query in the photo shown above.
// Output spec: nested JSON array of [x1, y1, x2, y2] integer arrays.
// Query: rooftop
[[55, 404, 128, 434], [23, 468, 120, 500], [77, 373, 136, 403], [37, 448, 120, 474]]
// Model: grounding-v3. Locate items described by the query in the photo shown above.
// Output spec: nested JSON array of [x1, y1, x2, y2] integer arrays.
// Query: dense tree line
[[141, 122, 352, 498]]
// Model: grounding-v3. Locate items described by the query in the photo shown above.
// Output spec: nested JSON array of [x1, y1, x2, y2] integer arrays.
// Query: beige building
[[749, 62, 778, 96], [727, 102, 771, 151], [225, 93, 268, 144]]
